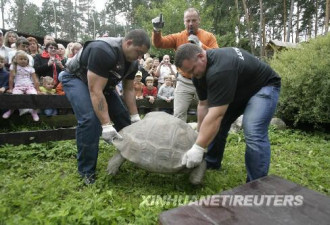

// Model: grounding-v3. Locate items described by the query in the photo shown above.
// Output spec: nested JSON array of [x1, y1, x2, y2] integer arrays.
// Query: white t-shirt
[[0, 45, 12, 63], [10, 64, 35, 86]]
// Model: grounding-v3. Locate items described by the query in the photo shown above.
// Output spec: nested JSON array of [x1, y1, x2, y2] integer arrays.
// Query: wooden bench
[[159, 175, 330, 225], [0, 94, 197, 145]]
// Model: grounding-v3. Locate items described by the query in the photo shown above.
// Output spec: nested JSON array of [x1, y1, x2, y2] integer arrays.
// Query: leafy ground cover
[[0, 127, 329, 225]]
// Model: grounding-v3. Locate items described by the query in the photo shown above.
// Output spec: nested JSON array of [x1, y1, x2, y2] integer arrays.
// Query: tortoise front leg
[[189, 160, 207, 185], [107, 151, 126, 175]]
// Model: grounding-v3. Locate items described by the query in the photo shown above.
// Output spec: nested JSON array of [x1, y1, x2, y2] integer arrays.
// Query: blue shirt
[[0, 68, 9, 90]]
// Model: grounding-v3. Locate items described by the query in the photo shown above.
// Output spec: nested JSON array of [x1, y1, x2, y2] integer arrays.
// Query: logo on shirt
[[233, 47, 244, 61]]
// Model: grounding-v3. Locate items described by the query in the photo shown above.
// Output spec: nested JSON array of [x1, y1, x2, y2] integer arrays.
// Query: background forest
[[0, 0, 329, 56]]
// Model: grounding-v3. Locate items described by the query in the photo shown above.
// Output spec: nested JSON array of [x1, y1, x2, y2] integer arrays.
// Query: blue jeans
[[206, 86, 280, 182], [60, 71, 131, 177]]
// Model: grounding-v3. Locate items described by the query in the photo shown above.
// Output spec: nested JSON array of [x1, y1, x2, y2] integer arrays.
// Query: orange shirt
[[56, 82, 65, 95], [152, 29, 219, 79]]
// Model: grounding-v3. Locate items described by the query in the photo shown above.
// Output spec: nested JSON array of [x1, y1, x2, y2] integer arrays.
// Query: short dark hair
[[45, 41, 58, 49], [124, 29, 150, 49], [174, 43, 203, 68], [16, 36, 29, 46]]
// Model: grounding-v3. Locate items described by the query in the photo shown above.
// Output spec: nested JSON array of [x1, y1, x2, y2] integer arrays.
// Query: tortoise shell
[[113, 112, 197, 173]]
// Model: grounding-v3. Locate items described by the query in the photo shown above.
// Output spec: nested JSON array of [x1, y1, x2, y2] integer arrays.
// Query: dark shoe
[[83, 174, 96, 185]]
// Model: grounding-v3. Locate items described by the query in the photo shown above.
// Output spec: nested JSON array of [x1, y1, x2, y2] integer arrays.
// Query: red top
[[143, 86, 157, 97]]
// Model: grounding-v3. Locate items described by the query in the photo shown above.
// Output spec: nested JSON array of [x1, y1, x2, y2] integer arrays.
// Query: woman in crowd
[[139, 57, 155, 84], [34, 41, 65, 87], [4, 31, 18, 48], [27, 37, 42, 57]]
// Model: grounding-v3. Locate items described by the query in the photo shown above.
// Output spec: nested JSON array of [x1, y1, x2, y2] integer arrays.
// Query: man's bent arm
[[196, 105, 228, 148], [152, 31, 178, 49], [122, 79, 139, 115], [87, 70, 110, 125]]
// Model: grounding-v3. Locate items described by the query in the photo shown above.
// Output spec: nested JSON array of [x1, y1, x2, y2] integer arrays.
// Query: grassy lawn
[[0, 127, 329, 224]]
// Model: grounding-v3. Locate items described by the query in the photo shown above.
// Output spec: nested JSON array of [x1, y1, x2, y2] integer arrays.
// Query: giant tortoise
[[107, 111, 206, 184]]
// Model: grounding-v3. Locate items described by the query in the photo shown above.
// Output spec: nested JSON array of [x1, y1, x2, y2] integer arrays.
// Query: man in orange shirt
[[152, 8, 218, 122]]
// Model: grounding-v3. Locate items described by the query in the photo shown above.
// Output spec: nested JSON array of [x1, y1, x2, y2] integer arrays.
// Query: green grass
[[0, 128, 329, 224]]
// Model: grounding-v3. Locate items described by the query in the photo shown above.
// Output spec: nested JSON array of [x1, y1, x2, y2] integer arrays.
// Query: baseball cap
[[135, 71, 142, 77]]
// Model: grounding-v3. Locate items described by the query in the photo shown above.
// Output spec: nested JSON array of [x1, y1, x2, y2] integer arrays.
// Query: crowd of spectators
[[131, 53, 177, 114], [0, 29, 179, 121], [0, 29, 82, 120]]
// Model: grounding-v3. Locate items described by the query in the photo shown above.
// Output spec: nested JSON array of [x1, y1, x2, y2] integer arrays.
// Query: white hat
[[135, 71, 142, 77]]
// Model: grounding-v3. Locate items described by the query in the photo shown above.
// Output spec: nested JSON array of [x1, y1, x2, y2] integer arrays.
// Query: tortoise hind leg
[[107, 152, 126, 175], [189, 160, 207, 185]]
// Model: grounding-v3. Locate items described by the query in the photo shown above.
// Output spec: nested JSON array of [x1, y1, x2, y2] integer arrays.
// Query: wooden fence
[[0, 94, 197, 145]]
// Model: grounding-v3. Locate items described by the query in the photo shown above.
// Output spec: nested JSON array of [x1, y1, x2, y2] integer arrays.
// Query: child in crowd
[[143, 76, 157, 104], [134, 71, 144, 100], [0, 55, 9, 94], [157, 75, 174, 103], [8, 37, 34, 67], [39, 76, 58, 116], [158, 75, 175, 114], [2, 50, 40, 121], [170, 74, 177, 88]]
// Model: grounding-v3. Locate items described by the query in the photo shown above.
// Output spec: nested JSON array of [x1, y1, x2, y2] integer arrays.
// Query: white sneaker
[[19, 108, 31, 116], [2, 110, 13, 119], [31, 110, 39, 122]]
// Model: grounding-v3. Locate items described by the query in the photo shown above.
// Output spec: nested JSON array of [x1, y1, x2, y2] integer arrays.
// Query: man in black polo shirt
[[59, 29, 150, 184], [175, 43, 281, 182]]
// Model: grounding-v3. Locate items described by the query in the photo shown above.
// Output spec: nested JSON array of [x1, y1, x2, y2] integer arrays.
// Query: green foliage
[[270, 34, 330, 126], [0, 129, 329, 224]]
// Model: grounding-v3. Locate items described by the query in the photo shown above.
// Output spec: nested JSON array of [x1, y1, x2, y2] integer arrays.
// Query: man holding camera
[[151, 8, 218, 122]]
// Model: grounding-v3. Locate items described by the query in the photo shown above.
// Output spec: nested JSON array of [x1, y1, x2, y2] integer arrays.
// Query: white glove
[[102, 124, 123, 144], [188, 35, 202, 47], [182, 143, 205, 168], [152, 13, 165, 32], [130, 114, 141, 123]]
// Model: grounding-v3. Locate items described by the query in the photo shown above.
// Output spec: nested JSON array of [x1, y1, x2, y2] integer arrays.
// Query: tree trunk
[[235, 0, 240, 40], [263, 17, 266, 56], [326, 0, 330, 33], [242, 0, 255, 54], [314, 0, 318, 37], [283, 0, 287, 41], [1, 0, 4, 28], [308, 18, 312, 39], [296, 3, 300, 43], [287, 0, 294, 42], [259, 0, 264, 57]]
